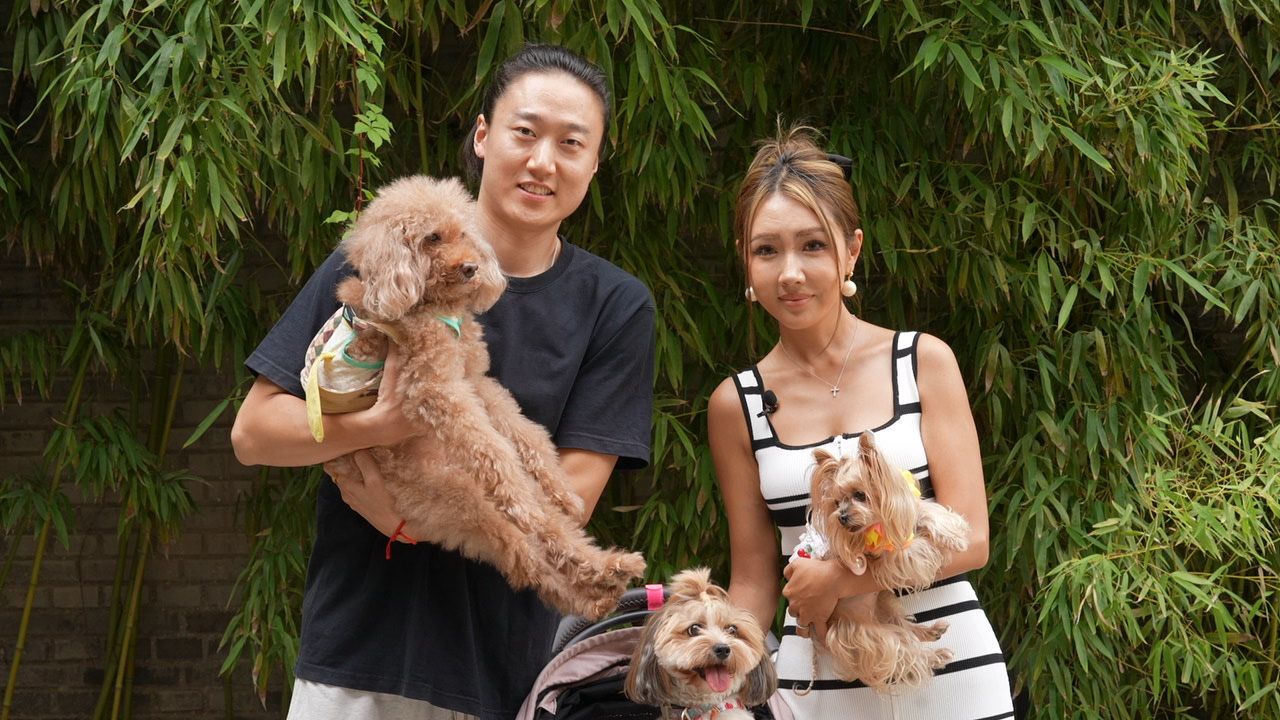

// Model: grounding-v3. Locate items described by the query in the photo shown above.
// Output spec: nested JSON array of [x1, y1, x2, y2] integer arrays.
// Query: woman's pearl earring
[[745, 286, 758, 302], [841, 277, 858, 298]]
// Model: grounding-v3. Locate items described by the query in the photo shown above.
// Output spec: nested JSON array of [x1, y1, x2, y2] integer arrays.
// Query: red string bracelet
[[385, 519, 417, 560]]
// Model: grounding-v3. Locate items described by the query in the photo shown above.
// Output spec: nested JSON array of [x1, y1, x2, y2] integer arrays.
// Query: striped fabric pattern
[[732, 332, 1015, 720]]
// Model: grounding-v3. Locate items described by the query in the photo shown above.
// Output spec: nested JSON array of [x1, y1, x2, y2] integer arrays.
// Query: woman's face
[[747, 192, 859, 330], [473, 71, 604, 237]]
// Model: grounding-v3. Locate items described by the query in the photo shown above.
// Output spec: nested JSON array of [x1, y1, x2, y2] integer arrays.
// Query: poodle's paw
[[553, 581, 626, 622], [546, 486, 585, 520], [608, 551, 647, 582], [584, 591, 625, 622]]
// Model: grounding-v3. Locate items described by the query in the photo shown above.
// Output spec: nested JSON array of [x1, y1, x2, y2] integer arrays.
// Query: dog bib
[[301, 305, 401, 442]]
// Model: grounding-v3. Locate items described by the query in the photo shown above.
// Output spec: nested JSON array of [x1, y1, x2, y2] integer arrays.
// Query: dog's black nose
[[459, 262, 477, 279], [713, 644, 730, 661]]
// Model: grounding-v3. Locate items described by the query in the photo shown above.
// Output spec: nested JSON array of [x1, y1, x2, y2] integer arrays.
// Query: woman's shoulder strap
[[730, 368, 777, 445], [892, 331, 923, 415]]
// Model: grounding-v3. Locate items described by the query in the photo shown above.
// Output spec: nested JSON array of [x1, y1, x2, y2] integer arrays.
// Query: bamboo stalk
[[1, 351, 91, 720], [413, 30, 429, 172], [91, 528, 137, 720], [121, 630, 136, 720], [109, 526, 151, 720]]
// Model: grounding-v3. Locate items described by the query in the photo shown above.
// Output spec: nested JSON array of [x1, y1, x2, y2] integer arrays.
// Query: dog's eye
[[686, 623, 703, 637], [726, 625, 738, 636], [852, 491, 868, 503], [423, 232, 441, 244]]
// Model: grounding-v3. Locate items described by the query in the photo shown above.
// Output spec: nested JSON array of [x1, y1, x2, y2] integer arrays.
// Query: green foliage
[[3, 0, 1279, 717], [218, 467, 321, 707]]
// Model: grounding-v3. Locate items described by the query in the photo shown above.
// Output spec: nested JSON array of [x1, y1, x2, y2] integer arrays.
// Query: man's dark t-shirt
[[245, 241, 654, 719]]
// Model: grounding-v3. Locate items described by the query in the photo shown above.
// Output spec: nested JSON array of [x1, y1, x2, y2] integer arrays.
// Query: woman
[[707, 126, 1013, 719], [231, 44, 655, 720]]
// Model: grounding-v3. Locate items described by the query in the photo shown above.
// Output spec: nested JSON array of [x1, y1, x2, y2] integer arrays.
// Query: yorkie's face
[[648, 599, 763, 703], [811, 439, 919, 562], [626, 569, 775, 710]]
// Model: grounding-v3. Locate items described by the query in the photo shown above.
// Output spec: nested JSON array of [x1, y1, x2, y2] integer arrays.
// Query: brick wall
[[0, 251, 282, 719]]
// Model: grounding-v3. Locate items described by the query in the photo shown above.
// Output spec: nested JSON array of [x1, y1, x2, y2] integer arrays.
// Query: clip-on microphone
[[758, 389, 780, 417]]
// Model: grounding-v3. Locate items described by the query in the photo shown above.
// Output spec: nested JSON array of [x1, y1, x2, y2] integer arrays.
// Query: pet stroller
[[516, 586, 792, 720]]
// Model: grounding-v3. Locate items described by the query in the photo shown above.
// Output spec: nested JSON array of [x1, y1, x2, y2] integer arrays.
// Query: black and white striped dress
[[732, 331, 1014, 720]]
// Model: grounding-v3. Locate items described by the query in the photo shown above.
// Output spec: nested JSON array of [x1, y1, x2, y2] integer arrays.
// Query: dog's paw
[[928, 647, 954, 670], [916, 619, 949, 642], [609, 551, 647, 581], [585, 592, 623, 621]]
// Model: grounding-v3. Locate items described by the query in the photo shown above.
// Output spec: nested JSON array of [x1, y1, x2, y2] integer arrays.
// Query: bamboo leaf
[[1058, 125, 1113, 172]]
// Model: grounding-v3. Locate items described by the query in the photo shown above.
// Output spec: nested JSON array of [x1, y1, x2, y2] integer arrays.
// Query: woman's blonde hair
[[733, 124, 861, 285]]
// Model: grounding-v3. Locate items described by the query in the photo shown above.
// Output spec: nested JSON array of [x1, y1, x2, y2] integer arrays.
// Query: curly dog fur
[[805, 432, 970, 690], [323, 174, 646, 620]]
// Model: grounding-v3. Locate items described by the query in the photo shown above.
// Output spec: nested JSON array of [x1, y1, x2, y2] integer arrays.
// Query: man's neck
[[477, 212, 561, 278]]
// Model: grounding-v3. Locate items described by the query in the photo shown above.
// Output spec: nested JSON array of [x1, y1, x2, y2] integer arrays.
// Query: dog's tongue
[[704, 666, 732, 693]]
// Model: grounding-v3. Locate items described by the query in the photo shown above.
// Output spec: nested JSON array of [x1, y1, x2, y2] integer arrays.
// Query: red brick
[[183, 610, 234, 634], [152, 689, 208, 712], [203, 583, 239, 607], [53, 689, 100, 715], [155, 584, 202, 608], [78, 557, 123, 583], [5, 690, 53, 717], [179, 558, 241, 582], [152, 635, 202, 661], [132, 663, 181, 685], [204, 532, 250, 555], [0, 429, 46, 453], [50, 585, 97, 608], [52, 637, 93, 661]]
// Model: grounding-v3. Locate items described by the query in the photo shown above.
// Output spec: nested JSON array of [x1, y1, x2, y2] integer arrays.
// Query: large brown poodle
[[323, 174, 646, 620]]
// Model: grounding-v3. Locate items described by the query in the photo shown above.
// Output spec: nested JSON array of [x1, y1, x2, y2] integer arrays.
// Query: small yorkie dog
[[625, 568, 776, 720], [797, 431, 971, 690]]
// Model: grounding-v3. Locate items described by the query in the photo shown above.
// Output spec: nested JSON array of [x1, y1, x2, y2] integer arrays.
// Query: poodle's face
[[626, 569, 776, 710], [811, 433, 920, 564], [339, 175, 506, 321]]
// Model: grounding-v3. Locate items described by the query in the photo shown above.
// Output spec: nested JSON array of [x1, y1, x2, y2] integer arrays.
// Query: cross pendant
[[830, 387, 840, 398]]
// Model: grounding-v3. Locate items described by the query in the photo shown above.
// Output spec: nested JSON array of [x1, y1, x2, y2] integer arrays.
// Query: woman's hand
[[783, 557, 846, 644], [784, 556, 878, 644]]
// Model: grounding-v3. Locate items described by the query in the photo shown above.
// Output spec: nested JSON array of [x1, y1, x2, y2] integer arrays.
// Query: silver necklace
[[779, 315, 860, 398]]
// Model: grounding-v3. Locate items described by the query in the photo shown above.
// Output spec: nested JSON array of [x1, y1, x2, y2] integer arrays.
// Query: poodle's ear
[[624, 617, 669, 707], [738, 655, 778, 708], [467, 227, 507, 313], [335, 277, 365, 310], [341, 216, 426, 321]]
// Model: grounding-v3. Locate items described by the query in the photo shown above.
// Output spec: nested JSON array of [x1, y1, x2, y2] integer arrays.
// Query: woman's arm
[[915, 333, 991, 575], [708, 378, 781, 631]]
